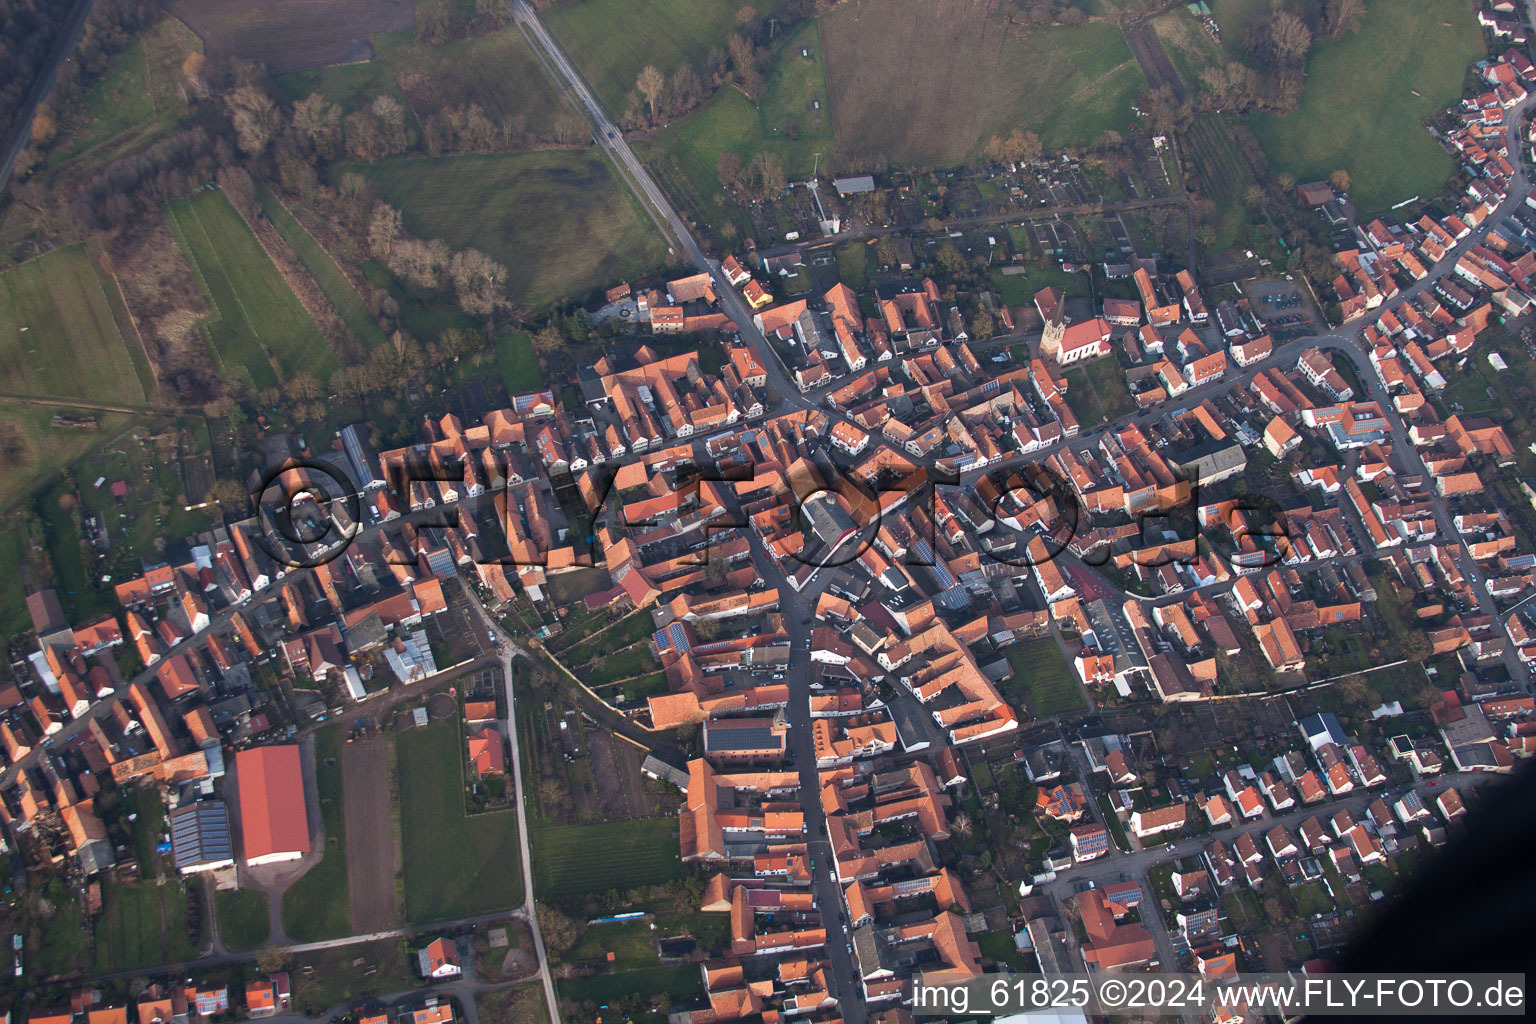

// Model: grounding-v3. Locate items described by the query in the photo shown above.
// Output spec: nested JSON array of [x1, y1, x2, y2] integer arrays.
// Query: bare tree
[[636, 65, 665, 119], [226, 84, 280, 155], [669, 63, 704, 115], [1258, 10, 1311, 67], [448, 248, 509, 316], [553, 112, 587, 146], [530, 324, 564, 358], [1322, 0, 1365, 39], [291, 93, 342, 154]]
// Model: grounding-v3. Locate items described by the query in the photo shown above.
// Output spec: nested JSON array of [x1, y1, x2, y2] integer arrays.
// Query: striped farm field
[[166, 189, 332, 389]]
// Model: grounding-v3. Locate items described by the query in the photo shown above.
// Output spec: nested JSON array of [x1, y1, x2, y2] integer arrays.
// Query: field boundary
[[99, 264, 164, 403]]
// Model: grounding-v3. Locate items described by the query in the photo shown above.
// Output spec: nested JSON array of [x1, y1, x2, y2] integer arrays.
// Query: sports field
[[358, 150, 667, 310], [543, 0, 787, 114], [0, 246, 148, 404], [819, 0, 1145, 165], [1248, 0, 1484, 214], [166, 190, 334, 390], [397, 715, 524, 923], [531, 818, 685, 900], [1003, 637, 1085, 716]]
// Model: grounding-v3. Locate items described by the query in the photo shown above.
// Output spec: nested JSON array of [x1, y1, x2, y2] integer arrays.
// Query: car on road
[[1166, 843, 1176, 851]]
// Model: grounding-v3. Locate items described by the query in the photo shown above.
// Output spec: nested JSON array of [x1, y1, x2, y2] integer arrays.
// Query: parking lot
[[1244, 278, 1318, 331]]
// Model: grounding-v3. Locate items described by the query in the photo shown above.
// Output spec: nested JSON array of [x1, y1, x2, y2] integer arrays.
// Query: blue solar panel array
[[169, 801, 232, 872]]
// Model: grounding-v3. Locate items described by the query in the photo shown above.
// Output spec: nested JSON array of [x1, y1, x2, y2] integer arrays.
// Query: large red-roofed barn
[[236, 746, 311, 866]]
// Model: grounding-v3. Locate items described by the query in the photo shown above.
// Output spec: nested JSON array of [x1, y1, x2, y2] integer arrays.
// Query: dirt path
[[341, 735, 401, 933]]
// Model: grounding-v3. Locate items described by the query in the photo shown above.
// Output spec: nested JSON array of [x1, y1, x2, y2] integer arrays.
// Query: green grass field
[[397, 715, 524, 923], [166, 190, 334, 389], [274, 58, 410, 118], [282, 727, 352, 942], [42, 16, 199, 180], [93, 878, 197, 972], [1248, 0, 1484, 214], [544, 0, 786, 114], [358, 151, 667, 310], [256, 187, 389, 352], [1003, 637, 1085, 716], [640, 87, 821, 240], [214, 888, 271, 951], [531, 819, 685, 900], [48, 43, 154, 170], [377, 29, 574, 134], [819, 0, 1144, 165], [0, 246, 147, 404], [495, 331, 544, 392], [760, 20, 832, 141], [558, 963, 704, 1011], [0, 405, 134, 511]]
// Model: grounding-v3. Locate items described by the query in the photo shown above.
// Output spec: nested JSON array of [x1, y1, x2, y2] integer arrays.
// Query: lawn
[[255, 187, 389, 352], [282, 727, 351, 942], [1064, 367, 1107, 429], [760, 19, 832, 141], [93, 878, 198, 973], [1083, 355, 1136, 420], [0, 246, 148, 404], [820, 0, 1145, 165], [543, 0, 787, 115], [397, 715, 525, 923], [290, 938, 419, 1011], [1003, 637, 1085, 716], [495, 331, 544, 393], [556, 609, 659, 659], [357, 150, 667, 310], [835, 241, 869, 291], [214, 888, 271, 951], [1248, 0, 1485, 215], [977, 929, 1026, 971], [166, 190, 334, 389], [559, 963, 703, 1012], [531, 819, 685, 900]]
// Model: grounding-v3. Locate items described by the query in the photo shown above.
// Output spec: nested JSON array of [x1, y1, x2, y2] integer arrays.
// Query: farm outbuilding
[[236, 745, 311, 866]]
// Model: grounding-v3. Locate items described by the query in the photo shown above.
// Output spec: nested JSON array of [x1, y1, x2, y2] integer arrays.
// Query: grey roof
[[641, 755, 690, 792], [169, 800, 234, 872], [703, 721, 781, 753]]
